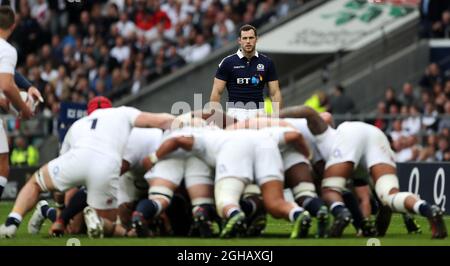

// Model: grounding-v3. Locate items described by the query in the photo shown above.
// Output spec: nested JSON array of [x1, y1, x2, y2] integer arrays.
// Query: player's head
[[87, 96, 112, 115], [238, 24, 257, 54], [0, 6, 16, 34]]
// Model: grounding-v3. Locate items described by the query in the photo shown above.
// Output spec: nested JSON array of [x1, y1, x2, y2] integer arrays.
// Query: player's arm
[[209, 78, 226, 103], [134, 112, 175, 130], [279, 105, 327, 135], [284, 131, 311, 159], [268, 80, 283, 109], [0, 73, 33, 119], [15, 71, 44, 105], [142, 136, 194, 170]]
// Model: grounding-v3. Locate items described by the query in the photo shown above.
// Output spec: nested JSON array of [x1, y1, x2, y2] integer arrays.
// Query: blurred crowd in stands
[[3, 0, 450, 165], [2, 0, 304, 165], [306, 62, 450, 163], [419, 0, 450, 38]]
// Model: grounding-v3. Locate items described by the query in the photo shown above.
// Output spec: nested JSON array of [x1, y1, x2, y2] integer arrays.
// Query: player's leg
[[0, 164, 57, 238], [371, 163, 447, 239], [259, 179, 311, 238], [240, 184, 267, 237], [215, 177, 247, 238], [214, 140, 254, 238], [0, 153, 9, 200], [321, 162, 354, 237], [352, 184, 376, 236], [49, 187, 88, 236], [185, 156, 216, 237], [0, 125, 11, 200], [285, 162, 328, 238], [254, 139, 311, 238], [133, 158, 183, 237]]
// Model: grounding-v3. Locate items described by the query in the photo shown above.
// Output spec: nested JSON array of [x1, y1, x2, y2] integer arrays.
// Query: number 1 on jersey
[[90, 118, 98, 130]]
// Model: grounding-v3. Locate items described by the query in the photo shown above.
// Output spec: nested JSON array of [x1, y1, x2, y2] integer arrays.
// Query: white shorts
[[253, 139, 284, 185], [215, 136, 284, 186], [326, 123, 396, 170], [117, 170, 148, 205], [215, 138, 254, 183], [145, 156, 212, 187], [0, 122, 9, 153], [48, 149, 121, 210], [227, 108, 264, 122], [281, 147, 310, 171]]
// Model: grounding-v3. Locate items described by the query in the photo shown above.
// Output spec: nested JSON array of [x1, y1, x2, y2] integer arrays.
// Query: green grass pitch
[[0, 201, 449, 246]]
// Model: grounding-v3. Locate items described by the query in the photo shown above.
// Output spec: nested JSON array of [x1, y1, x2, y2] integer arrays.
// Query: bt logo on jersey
[[236, 75, 262, 86], [237, 78, 251, 84]]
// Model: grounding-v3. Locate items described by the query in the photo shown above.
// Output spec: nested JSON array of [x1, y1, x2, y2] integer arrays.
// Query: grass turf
[[0, 201, 449, 246]]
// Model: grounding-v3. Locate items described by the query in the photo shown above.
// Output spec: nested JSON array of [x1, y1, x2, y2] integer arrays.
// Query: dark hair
[[335, 84, 345, 94], [239, 24, 257, 38], [0, 6, 15, 30]]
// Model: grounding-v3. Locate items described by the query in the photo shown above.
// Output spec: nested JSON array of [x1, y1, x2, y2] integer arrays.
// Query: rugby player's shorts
[[145, 156, 212, 187], [117, 169, 148, 205], [48, 149, 120, 210]]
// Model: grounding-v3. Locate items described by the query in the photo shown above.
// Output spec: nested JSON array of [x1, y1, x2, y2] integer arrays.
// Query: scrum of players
[[0, 97, 447, 239]]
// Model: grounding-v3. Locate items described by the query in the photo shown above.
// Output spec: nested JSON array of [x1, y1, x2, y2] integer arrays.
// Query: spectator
[[419, 63, 443, 91], [419, 0, 448, 38], [373, 101, 388, 131], [186, 33, 211, 63], [10, 136, 39, 167], [304, 91, 328, 113], [329, 84, 355, 114], [402, 105, 422, 136], [418, 134, 438, 161], [115, 12, 136, 39], [432, 10, 450, 38], [383, 87, 402, 112], [435, 135, 449, 161], [110, 36, 130, 63], [438, 101, 450, 133], [422, 102, 439, 133], [398, 82, 419, 107]]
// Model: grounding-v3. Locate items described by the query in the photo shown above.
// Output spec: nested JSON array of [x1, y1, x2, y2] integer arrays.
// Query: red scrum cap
[[87, 96, 112, 115]]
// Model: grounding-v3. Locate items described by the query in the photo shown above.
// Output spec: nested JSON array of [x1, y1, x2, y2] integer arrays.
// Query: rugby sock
[[289, 207, 305, 222], [240, 198, 257, 217], [40, 205, 57, 222], [330, 202, 346, 217], [0, 176, 7, 200], [226, 207, 241, 218], [135, 199, 161, 220], [342, 191, 364, 229], [5, 212, 22, 227], [61, 188, 88, 225], [413, 200, 433, 218], [301, 196, 325, 217]]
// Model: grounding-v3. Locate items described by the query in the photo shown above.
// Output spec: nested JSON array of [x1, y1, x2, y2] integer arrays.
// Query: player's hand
[[27, 86, 44, 104], [20, 105, 34, 120]]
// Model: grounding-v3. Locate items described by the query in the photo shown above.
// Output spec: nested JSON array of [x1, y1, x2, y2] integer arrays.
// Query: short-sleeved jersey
[[0, 38, 17, 74], [60, 106, 141, 162], [215, 49, 278, 106], [284, 118, 323, 163], [192, 129, 270, 166], [123, 128, 163, 168]]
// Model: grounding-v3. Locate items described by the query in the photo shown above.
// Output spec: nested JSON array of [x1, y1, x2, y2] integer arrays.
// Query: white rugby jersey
[[60, 106, 141, 161], [122, 128, 163, 168], [0, 38, 17, 74], [192, 129, 269, 166], [283, 118, 323, 163]]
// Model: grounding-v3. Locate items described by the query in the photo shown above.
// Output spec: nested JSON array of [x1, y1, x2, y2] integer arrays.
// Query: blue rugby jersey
[[215, 49, 278, 107]]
